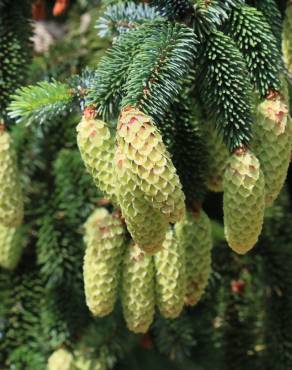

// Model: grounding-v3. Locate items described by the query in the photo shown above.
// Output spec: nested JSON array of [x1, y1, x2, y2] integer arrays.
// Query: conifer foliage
[[0, 0, 32, 119], [1, 0, 292, 369]]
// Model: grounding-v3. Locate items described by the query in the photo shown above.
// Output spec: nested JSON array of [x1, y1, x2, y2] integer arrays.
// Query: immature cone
[[0, 224, 22, 270], [83, 208, 125, 317], [47, 348, 73, 370], [76, 109, 117, 204], [175, 210, 212, 306], [115, 147, 168, 254], [223, 148, 265, 254], [154, 228, 186, 318], [117, 107, 185, 223], [0, 127, 23, 227], [121, 243, 155, 333], [205, 124, 229, 192], [252, 95, 290, 206]]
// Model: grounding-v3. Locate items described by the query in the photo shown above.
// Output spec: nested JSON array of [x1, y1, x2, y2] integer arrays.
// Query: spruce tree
[[1, 1, 292, 369]]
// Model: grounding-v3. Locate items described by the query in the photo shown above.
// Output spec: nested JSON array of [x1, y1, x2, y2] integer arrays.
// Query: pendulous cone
[[115, 146, 168, 254], [0, 224, 23, 270], [121, 243, 155, 333], [0, 126, 23, 227], [117, 106, 185, 223], [223, 148, 265, 254], [175, 210, 212, 306], [76, 108, 117, 204], [83, 208, 125, 317], [154, 228, 186, 318], [252, 94, 290, 206]]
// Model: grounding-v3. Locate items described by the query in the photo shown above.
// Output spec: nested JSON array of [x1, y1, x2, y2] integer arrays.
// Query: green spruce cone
[[47, 348, 73, 370], [76, 110, 117, 204], [0, 127, 23, 227], [154, 228, 186, 318], [205, 124, 229, 192], [83, 208, 125, 317], [223, 148, 265, 254], [175, 210, 212, 306], [115, 146, 168, 254], [252, 95, 290, 206], [283, 3, 292, 73], [117, 107, 185, 223], [121, 243, 155, 333], [0, 224, 22, 270]]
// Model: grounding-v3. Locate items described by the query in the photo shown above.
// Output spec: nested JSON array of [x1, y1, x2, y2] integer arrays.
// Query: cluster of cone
[[77, 106, 212, 332], [206, 91, 292, 254], [77, 106, 186, 254], [0, 124, 24, 270], [78, 93, 292, 269], [77, 96, 292, 329], [82, 206, 212, 333]]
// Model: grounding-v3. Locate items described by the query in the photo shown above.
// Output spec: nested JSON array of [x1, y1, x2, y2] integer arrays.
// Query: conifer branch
[[2, 270, 46, 369], [0, 0, 32, 117], [197, 31, 253, 151], [151, 0, 244, 39], [191, 0, 243, 40], [150, 0, 195, 23], [247, 0, 282, 48], [225, 5, 281, 98], [8, 81, 74, 125], [85, 26, 147, 119], [122, 22, 198, 120], [159, 97, 209, 205], [96, 2, 161, 39], [153, 314, 196, 359], [37, 149, 97, 290], [259, 191, 292, 369]]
